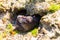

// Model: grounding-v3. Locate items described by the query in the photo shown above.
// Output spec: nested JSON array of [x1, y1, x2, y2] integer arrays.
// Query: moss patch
[[49, 4, 60, 13], [30, 28, 38, 37]]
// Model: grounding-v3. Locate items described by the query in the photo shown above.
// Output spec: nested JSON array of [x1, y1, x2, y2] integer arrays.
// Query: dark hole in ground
[[11, 8, 42, 32], [15, 14, 41, 32], [16, 8, 27, 15]]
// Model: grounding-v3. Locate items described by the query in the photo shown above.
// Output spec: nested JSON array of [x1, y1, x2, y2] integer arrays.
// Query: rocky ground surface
[[0, 0, 60, 40]]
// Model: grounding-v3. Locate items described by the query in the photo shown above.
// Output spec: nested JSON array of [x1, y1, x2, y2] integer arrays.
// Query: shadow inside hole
[[11, 8, 27, 24]]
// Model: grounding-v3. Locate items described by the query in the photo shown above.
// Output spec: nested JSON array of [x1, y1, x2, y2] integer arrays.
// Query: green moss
[[6, 23, 20, 34], [49, 4, 60, 13], [6, 23, 13, 31], [31, 28, 38, 37]]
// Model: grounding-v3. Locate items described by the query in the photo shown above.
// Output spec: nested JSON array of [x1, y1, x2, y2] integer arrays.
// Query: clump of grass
[[6, 23, 18, 35], [31, 28, 38, 37], [49, 4, 60, 13], [6, 23, 13, 32]]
